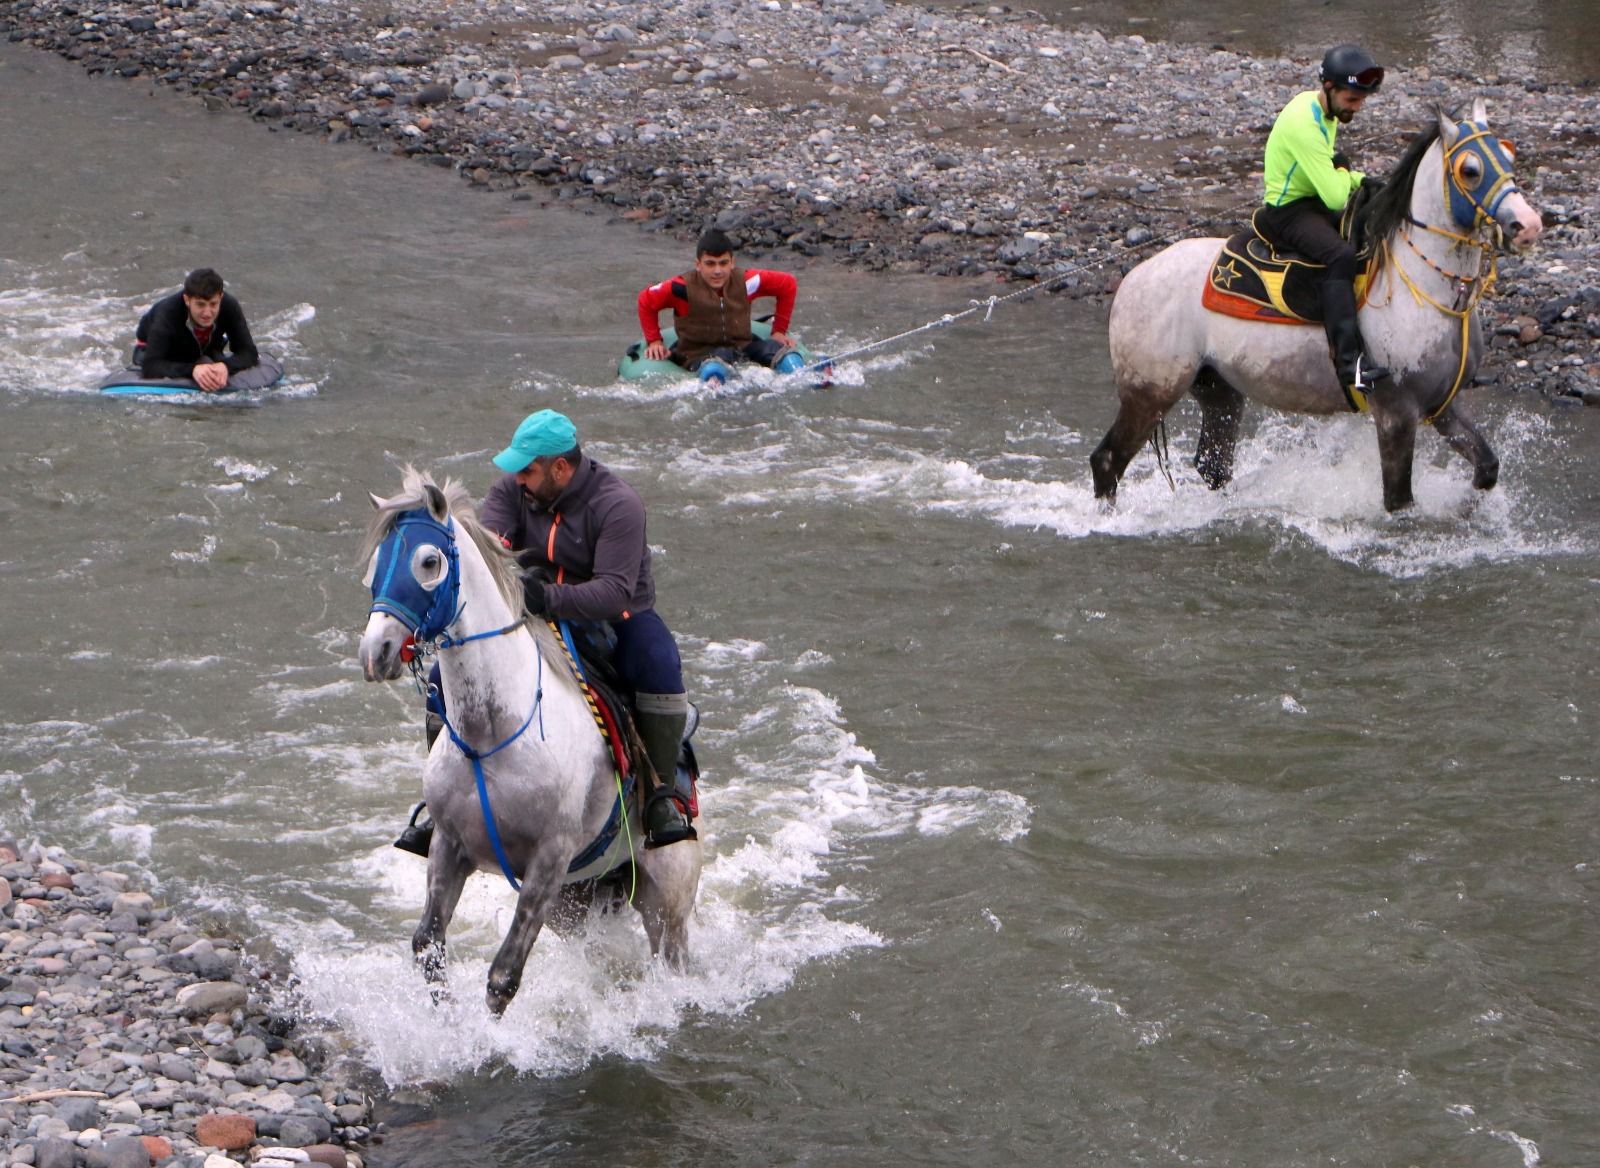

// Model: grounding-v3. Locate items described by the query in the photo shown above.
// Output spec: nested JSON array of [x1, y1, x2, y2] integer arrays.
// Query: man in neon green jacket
[[1257, 45, 1388, 400]]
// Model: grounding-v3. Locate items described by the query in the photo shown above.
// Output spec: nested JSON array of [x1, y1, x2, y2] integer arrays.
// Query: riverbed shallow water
[[3, 39, 1600, 1168], [996, 0, 1600, 84]]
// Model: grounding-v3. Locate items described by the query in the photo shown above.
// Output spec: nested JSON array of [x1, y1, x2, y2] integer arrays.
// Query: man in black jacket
[[134, 268, 259, 392]]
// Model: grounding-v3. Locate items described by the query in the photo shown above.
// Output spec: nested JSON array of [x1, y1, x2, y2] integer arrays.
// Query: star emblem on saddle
[[1214, 259, 1242, 289]]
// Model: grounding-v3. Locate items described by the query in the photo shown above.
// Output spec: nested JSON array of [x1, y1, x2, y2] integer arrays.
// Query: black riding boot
[[1320, 279, 1389, 405], [392, 713, 443, 857], [636, 694, 695, 848]]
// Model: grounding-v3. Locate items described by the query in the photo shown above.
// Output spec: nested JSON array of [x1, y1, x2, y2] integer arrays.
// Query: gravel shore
[[0, 838, 373, 1168], [4, 0, 1598, 400]]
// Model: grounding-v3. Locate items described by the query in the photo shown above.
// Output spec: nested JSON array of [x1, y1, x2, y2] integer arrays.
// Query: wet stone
[[176, 982, 248, 1017], [55, 1095, 102, 1132]]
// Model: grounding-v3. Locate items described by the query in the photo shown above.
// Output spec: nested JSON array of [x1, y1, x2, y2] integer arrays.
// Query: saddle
[[1201, 190, 1381, 325], [556, 619, 701, 818]]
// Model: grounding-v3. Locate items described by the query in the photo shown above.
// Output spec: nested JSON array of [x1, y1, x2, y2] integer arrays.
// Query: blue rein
[[436, 646, 545, 891]]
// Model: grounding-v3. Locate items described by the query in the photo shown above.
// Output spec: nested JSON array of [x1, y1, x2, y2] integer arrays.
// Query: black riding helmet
[[1319, 45, 1384, 93]]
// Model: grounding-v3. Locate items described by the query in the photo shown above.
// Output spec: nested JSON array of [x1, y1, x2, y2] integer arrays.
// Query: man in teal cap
[[477, 409, 695, 848]]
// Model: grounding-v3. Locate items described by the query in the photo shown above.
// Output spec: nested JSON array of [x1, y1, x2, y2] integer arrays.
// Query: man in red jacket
[[637, 228, 805, 385]]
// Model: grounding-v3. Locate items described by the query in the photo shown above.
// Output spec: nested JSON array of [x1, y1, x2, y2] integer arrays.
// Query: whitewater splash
[[666, 406, 1577, 579], [276, 635, 1028, 1086]]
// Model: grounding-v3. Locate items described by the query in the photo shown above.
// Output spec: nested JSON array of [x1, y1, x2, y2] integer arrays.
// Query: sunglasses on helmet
[[1341, 65, 1385, 90]]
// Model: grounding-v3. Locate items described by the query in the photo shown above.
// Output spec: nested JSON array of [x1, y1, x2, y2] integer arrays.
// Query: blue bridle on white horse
[[366, 506, 545, 889]]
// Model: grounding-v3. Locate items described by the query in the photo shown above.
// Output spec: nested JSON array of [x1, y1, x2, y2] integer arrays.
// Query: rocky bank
[[0, 838, 374, 1168]]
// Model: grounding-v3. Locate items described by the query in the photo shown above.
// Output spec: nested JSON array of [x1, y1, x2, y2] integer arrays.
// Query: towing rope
[[802, 196, 1264, 373]]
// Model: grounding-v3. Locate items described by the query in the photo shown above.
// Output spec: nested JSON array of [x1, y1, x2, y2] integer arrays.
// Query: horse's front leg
[[1430, 400, 1499, 491], [413, 828, 473, 991], [485, 844, 569, 1016], [1369, 392, 1422, 513]]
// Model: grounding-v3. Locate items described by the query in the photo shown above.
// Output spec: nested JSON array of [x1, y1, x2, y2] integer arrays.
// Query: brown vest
[[673, 268, 752, 365]]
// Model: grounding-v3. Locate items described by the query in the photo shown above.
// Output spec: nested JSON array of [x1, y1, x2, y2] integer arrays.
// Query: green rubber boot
[[636, 695, 695, 848]]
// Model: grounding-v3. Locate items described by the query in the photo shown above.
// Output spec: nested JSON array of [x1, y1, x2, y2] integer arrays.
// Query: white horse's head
[[356, 467, 521, 682], [1435, 98, 1541, 250]]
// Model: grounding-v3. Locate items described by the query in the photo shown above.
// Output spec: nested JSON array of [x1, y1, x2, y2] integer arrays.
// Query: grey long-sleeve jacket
[[479, 456, 657, 622]]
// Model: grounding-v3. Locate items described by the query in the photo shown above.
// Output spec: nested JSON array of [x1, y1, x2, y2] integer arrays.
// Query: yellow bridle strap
[[1383, 237, 1497, 425]]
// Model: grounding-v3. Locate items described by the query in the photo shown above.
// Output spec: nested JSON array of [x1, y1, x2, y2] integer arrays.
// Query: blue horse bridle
[[368, 510, 463, 642], [368, 507, 543, 890]]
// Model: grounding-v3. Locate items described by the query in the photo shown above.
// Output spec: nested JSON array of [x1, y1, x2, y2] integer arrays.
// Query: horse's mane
[[1361, 124, 1442, 249], [358, 465, 526, 621]]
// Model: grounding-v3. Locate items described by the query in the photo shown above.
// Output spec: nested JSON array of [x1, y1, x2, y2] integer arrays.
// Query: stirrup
[[1351, 354, 1390, 393], [644, 792, 696, 849], [393, 802, 433, 857]]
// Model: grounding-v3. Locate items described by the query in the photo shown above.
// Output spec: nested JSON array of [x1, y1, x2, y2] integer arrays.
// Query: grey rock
[[85, 1136, 152, 1168], [109, 893, 153, 924], [269, 1052, 308, 1083], [156, 1054, 197, 1083], [175, 981, 248, 1017], [36, 1137, 80, 1168], [54, 1095, 101, 1131], [278, 1115, 333, 1146], [997, 236, 1042, 262]]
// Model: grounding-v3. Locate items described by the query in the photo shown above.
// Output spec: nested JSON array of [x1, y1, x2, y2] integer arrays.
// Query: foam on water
[[671, 407, 1578, 578], [547, 334, 931, 407]]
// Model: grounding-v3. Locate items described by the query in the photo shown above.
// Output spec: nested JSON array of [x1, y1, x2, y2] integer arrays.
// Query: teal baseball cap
[[492, 409, 579, 472]]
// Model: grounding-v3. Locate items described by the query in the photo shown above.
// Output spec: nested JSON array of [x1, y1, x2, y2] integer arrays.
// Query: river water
[[991, 0, 1600, 85], [4, 39, 1600, 1168]]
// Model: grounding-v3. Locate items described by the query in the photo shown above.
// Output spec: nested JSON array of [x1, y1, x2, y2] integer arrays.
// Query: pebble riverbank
[[0, 839, 374, 1168], [3, 0, 1600, 400]]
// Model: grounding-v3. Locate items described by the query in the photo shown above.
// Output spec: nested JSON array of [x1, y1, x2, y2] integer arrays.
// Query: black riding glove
[[520, 572, 547, 616], [1331, 151, 1351, 171]]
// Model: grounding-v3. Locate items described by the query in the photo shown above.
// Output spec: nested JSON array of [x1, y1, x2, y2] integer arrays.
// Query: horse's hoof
[[428, 982, 453, 1008], [485, 974, 520, 1016]]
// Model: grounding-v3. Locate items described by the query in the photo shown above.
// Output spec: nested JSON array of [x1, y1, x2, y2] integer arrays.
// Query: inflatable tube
[[617, 322, 818, 381], [98, 353, 285, 397]]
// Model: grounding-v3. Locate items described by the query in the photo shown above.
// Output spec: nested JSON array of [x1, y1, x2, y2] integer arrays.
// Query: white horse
[[356, 468, 701, 1015], [1091, 100, 1543, 512]]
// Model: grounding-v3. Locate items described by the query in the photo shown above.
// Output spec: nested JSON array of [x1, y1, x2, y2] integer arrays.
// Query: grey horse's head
[[357, 466, 523, 680], [1436, 98, 1541, 250]]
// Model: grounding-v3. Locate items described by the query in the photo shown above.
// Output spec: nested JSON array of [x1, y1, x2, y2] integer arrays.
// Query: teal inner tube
[[618, 322, 815, 381]]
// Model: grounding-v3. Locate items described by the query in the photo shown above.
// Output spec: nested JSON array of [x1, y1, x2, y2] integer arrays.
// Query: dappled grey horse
[[356, 468, 701, 1015], [1092, 100, 1542, 513]]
